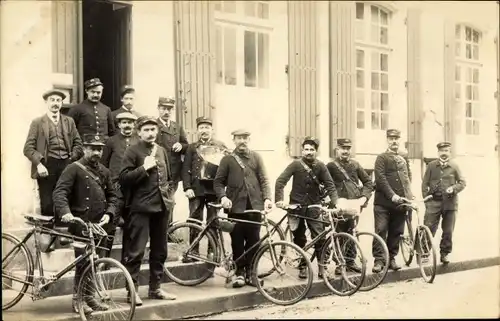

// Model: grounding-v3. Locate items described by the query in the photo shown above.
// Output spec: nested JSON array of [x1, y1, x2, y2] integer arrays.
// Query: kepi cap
[[135, 115, 158, 129], [337, 138, 352, 147], [42, 89, 66, 101], [116, 112, 138, 122], [120, 85, 135, 97], [231, 129, 251, 137], [84, 78, 104, 90], [83, 134, 105, 146], [302, 136, 319, 149], [437, 142, 452, 149], [386, 129, 401, 138], [196, 116, 213, 127], [158, 96, 175, 108]]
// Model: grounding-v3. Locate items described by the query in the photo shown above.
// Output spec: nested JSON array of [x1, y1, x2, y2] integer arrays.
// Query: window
[[355, 3, 391, 130], [455, 25, 482, 135], [215, 1, 270, 88]]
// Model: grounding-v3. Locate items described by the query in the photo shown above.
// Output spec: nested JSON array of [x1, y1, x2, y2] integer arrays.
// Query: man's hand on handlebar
[[61, 213, 76, 223], [275, 201, 285, 209], [99, 214, 111, 227], [221, 196, 232, 209]]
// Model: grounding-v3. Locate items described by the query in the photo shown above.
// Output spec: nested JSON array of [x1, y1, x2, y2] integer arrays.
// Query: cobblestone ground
[[197, 266, 500, 319]]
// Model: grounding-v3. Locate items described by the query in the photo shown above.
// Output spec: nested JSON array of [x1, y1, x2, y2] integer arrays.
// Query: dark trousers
[[229, 199, 261, 272], [335, 218, 358, 264], [424, 203, 456, 255], [122, 211, 169, 290], [188, 194, 218, 253], [373, 205, 406, 260], [70, 223, 96, 298], [37, 157, 70, 222], [289, 207, 325, 268], [167, 181, 180, 228]]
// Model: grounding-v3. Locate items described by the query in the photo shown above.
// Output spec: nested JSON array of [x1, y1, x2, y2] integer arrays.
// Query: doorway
[[82, 0, 132, 110]]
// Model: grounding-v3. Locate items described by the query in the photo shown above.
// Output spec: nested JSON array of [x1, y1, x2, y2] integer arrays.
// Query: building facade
[[1, 0, 499, 228]]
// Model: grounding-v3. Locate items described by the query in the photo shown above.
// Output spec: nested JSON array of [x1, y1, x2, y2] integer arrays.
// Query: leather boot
[[127, 284, 143, 306]]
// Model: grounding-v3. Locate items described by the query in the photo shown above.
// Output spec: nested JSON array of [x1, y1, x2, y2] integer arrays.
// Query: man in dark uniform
[[52, 134, 117, 314], [111, 85, 141, 127], [326, 138, 374, 273], [120, 116, 177, 305], [156, 96, 189, 225], [214, 129, 272, 288], [182, 116, 228, 260], [68, 78, 116, 141], [373, 129, 413, 271], [23, 89, 83, 231], [275, 137, 338, 278], [100, 112, 140, 259], [422, 142, 466, 264]]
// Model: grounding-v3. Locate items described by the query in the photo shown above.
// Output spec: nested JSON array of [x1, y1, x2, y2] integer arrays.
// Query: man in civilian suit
[[111, 85, 141, 127]]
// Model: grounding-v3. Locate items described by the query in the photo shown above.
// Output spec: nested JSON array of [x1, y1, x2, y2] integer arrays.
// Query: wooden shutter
[[406, 8, 423, 160], [443, 20, 457, 156], [173, 1, 215, 143], [329, 1, 356, 157], [287, 1, 319, 157]]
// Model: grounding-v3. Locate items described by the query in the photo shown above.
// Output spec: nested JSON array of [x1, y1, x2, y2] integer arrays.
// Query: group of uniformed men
[[23, 77, 466, 314]]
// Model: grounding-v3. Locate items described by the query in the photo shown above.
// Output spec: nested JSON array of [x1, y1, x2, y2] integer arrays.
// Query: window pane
[[257, 2, 269, 19], [244, 1, 256, 17], [473, 68, 479, 83], [370, 25, 379, 43], [356, 3, 364, 19], [356, 70, 364, 88], [380, 27, 388, 44], [465, 27, 471, 41], [473, 30, 480, 43], [357, 110, 365, 129], [466, 67, 472, 83], [380, 53, 388, 71], [244, 31, 257, 87], [381, 93, 389, 110], [224, 0, 236, 13], [371, 91, 380, 110], [455, 43, 461, 57], [355, 20, 365, 41], [215, 26, 223, 84], [224, 28, 237, 85], [472, 45, 479, 60], [473, 103, 480, 118], [466, 44, 471, 59], [257, 32, 269, 88], [455, 65, 461, 81], [466, 102, 472, 117], [356, 49, 365, 68], [371, 112, 380, 129], [381, 73, 388, 91], [371, 72, 380, 90], [466, 85, 472, 100], [371, 51, 380, 71], [371, 6, 378, 23], [466, 119, 472, 134], [455, 83, 461, 99], [356, 90, 365, 109], [455, 25, 461, 39], [473, 120, 480, 135], [380, 10, 388, 25], [472, 86, 479, 100], [381, 112, 389, 130]]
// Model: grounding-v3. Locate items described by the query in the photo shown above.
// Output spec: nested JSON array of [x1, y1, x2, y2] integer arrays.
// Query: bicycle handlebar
[[396, 195, 433, 210], [207, 203, 268, 215], [70, 217, 108, 238]]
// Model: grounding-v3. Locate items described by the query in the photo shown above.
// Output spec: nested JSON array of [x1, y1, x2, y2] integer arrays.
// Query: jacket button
[[86, 207, 89, 210], [86, 197, 89, 200], [86, 186, 89, 189], [85, 176, 89, 179]]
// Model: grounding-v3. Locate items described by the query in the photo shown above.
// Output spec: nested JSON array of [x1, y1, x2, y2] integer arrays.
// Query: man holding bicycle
[[53, 134, 118, 314], [373, 129, 413, 271], [275, 137, 338, 279], [214, 129, 273, 288]]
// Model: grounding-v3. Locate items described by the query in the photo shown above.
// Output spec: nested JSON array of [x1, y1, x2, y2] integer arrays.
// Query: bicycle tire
[[283, 222, 316, 262], [400, 217, 414, 266], [416, 225, 437, 283], [256, 219, 287, 279], [165, 222, 219, 286], [319, 232, 367, 296], [77, 257, 136, 321], [357, 231, 389, 292], [2, 232, 34, 311], [252, 240, 313, 306]]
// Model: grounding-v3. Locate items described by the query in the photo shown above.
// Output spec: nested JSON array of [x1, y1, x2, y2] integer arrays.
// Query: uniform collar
[[336, 156, 350, 164], [234, 148, 251, 158], [46, 112, 61, 123], [159, 118, 171, 128]]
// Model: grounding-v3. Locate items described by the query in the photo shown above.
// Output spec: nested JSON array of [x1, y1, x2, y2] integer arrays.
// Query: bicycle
[[281, 203, 367, 296], [2, 214, 136, 321], [166, 203, 313, 306], [398, 195, 438, 283]]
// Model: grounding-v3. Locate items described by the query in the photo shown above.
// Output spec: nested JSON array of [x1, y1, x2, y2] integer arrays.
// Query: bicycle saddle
[[24, 213, 54, 223]]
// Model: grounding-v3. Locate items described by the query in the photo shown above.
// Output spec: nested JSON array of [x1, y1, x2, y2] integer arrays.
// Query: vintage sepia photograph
[[1, 0, 499, 320]]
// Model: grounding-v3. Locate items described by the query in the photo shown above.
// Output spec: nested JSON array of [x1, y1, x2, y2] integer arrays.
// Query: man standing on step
[[326, 138, 373, 274], [53, 134, 117, 314], [182, 116, 228, 260], [23, 89, 83, 249], [111, 85, 141, 127], [373, 129, 413, 271], [101, 112, 140, 261], [214, 129, 273, 288], [275, 137, 338, 279], [422, 142, 466, 264], [156, 96, 189, 228], [68, 78, 116, 141], [120, 116, 177, 305]]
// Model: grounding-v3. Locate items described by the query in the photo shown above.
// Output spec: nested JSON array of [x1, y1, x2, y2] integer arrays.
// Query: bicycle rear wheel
[[252, 241, 313, 306], [77, 257, 136, 321], [416, 225, 437, 283], [2, 233, 34, 311], [356, 231, 389, 292]]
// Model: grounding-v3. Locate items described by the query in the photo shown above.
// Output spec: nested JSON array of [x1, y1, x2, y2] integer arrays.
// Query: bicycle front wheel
[[416, 225, 437, 283], [257, 219, 287, 279], [356, 231, 389, 292], [252, 241, 313, 306], [77, 257, 136, 321], [2, 232, 34, 311]]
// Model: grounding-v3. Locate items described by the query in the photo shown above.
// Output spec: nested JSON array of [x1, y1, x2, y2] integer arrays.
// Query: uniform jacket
[[101, 132, 140, 183], [23, 114, 83, 179], [119, 140, 174, 214], [374, 150, 413, 208], [68, 99, 116, 140], [111, 107, 141, 127], [275, 158, 338, 205], [156, 119, 189, 183], [422, 159, 466, 211], [53, 157, 117, 223], [214, 149, 272, 213], [326, 158, 374, 200], [182, 139, 228, 197]]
